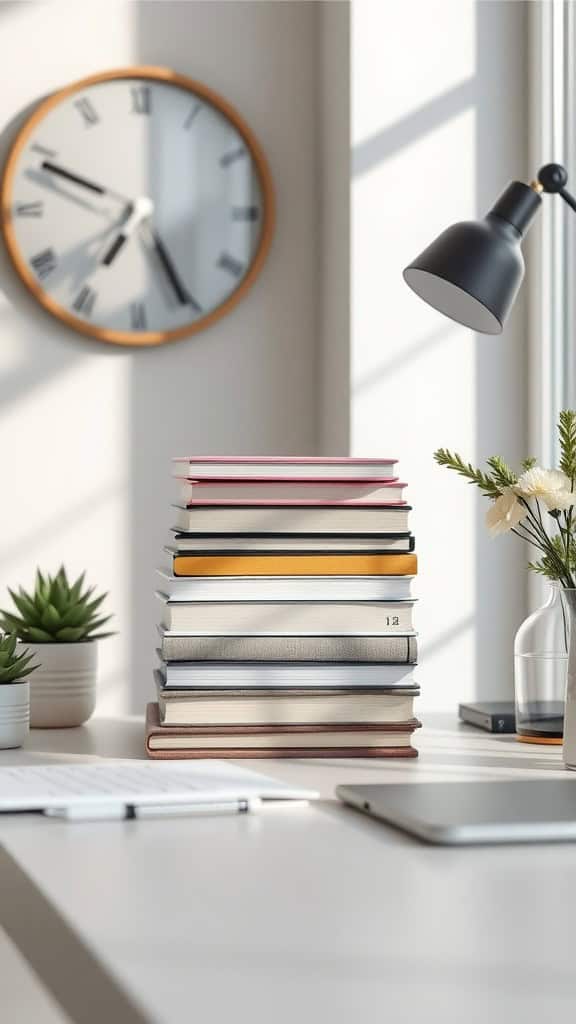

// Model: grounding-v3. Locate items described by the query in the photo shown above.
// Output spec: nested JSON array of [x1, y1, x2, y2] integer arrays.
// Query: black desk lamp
[[403, 163, 576, 334]]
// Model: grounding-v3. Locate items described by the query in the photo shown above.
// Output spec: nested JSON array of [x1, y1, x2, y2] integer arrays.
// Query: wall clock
[[1, 67, 274, 346]]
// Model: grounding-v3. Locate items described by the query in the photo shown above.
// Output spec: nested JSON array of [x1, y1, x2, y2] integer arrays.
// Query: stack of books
[[146, 456, 420, 759]]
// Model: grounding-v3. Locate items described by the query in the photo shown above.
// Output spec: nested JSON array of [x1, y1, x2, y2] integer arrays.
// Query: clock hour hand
[[41, 161, 128, 204], [144, 224, 201, 311], [101, 197, 153, 266]]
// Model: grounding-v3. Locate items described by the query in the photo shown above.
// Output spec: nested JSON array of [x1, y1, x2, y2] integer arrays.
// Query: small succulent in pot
[[0, 567, 113, 643], [0, 632, 37, 749], [0, 568, 113, 729], [0, 632, 38, 683]]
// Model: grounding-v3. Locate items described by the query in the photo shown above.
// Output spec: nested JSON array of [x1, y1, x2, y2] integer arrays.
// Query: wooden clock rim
[[0, 65, 275, 347]]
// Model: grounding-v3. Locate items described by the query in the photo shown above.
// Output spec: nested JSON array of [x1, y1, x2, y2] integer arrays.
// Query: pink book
[[172, 456, 398, 481], [176, 478, 407, 506]]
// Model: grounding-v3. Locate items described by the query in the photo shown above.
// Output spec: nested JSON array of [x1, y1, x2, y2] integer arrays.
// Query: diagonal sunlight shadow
[[0, 481, 125, 573], [0, 300, 125, 414], [352, 77, 477, 178], [420, 615, 474, 659], [352, 323, 458, 394]]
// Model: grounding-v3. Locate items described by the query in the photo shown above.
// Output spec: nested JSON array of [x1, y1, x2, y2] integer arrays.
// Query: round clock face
[[1, 67, 273, 345]]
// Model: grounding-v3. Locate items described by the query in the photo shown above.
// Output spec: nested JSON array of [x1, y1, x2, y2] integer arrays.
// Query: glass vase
[[514, 583, 568, 743], [561, 589, 576, 769]]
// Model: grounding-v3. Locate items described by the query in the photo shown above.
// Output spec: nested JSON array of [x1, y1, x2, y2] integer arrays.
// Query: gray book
[[158, 631, 418, 664]]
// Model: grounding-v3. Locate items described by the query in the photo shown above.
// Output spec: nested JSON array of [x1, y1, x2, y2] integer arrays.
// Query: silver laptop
[[336, 780, 576, 845]]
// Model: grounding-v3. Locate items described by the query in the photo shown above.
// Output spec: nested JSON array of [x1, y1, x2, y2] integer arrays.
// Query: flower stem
[[516, 497, 575, 586]]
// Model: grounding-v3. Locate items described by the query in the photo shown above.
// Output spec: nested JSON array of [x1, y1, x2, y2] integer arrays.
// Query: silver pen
[[44, 798, 259, 822]]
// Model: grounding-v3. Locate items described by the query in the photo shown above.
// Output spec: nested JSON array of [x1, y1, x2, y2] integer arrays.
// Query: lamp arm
[[537, 162, 576, 213], [559, 187, 576, 215]]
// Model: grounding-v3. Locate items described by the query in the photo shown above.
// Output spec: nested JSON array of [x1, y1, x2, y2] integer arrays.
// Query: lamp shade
[[403, 182, 542, 334]]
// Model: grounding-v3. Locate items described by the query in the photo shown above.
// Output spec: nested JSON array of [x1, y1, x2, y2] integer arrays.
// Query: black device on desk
[[458, 701, 516, 733]]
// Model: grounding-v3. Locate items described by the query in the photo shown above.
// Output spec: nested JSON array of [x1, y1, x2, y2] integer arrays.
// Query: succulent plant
[[0, 567, 113, 643], [0, 632, 38, 684]]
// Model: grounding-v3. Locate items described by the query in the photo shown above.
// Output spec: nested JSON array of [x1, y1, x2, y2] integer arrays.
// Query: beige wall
[[0, 0, 321, 712], [319, 1, 351, 455], [349, 0, 530, 707], [0, 0, 532, 714]]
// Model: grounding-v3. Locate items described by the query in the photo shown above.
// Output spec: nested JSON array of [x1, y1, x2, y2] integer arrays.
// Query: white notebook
[[0, 761, 318, 819], [156, 572, 415, 602], [158, 660, 417, 689]]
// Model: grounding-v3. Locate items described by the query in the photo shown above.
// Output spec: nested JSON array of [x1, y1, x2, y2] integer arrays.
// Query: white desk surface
[[1, 713, 576, 1023]]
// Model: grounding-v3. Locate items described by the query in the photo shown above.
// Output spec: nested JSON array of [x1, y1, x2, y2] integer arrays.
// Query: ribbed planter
[[0, 681, 29, 749], [19, 642, 98, 728]]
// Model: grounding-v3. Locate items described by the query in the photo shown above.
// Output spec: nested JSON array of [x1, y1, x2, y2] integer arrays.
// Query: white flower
[[515, 467, 574, 511], [486, 488, 526, 536]]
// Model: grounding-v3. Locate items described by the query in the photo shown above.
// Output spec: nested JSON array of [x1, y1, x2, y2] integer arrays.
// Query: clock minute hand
[[145, 224, 201, 311], [41, 161, 128, 204]]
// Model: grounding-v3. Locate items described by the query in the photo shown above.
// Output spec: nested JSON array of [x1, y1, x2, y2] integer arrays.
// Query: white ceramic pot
[[0, 681, 29, 748], [20, 642, 98, 728]]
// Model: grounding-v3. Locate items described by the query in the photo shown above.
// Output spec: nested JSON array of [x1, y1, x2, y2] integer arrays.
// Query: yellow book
[[172, 552, 417, 577]]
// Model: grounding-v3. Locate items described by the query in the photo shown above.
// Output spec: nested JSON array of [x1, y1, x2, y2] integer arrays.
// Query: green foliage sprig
[[559, 410, 576, 480], [0, 568, 113, 644], [433, 449, 501, 498], [0, 633, 38, 685], [434, 411, 576, 587], [485, 456, 518, 491]]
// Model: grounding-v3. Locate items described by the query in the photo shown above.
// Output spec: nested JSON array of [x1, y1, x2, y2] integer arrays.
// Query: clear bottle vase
[[561, 589, 576, 768], [514, 583, 568, 743]]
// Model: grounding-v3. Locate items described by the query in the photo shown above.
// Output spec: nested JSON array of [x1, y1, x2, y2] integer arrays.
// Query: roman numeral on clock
[[130, 302, 147, 330], [30, 248, 57, 279], [72, 285, 96, 316], [183, 103, 201, 130], [74, 97, 99, 127], [131, 86, 151, 115], [220, 147, 246, 168], [217, 251, 244, 278], [30, 143, 57, 159], [15, 201, 44, 217], [231, 206, 259, 222]]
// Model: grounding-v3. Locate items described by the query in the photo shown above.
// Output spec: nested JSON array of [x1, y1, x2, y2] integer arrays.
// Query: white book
[[172, 456, 398, 480], [156, 570, 415, 602], [158, 660, 417, 690], [155, 594, 416, 633], [172, 505, 411, 534], [177, 480, 406, 504], [169, 533, 414, 552], [156, 681, 419, 726]]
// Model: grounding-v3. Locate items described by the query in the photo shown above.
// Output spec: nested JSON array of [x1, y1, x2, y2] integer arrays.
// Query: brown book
[[145, 703, 420, 759], [172, 551, 417, 577]]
